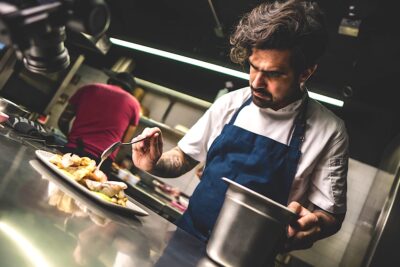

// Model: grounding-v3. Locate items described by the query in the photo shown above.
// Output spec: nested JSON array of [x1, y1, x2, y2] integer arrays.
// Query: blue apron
[[177, 94, 309, 242]]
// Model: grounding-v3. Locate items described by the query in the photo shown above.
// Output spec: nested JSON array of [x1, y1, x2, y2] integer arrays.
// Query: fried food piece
[[49, 154, 63, 168], [85, 180, 127, 197], [87, 169, 107, 183], [50, 153, 105, 182], [49, 153, 128, 207], [72, 168, 92, 181], [85, 180, 128, 206], [60, 153, 83, 168]]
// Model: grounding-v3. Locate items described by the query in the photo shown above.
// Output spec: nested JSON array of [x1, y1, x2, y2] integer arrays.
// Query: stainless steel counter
[[0, 126, 218, 267]]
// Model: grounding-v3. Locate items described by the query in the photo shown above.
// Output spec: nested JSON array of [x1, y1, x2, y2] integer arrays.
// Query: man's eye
[[266, 72, 282, 78]]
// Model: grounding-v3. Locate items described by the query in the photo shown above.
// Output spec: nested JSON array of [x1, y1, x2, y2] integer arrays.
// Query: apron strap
[[228, 97, 252, 125], [289, 93, 309, 151]]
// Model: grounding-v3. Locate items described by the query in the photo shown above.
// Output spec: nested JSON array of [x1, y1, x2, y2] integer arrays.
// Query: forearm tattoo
[[152, 147, 198, 178]]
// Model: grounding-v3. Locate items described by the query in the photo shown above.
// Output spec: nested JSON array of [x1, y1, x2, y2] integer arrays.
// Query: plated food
[[49, 153, 128, 207], [34, 150, 149, 216]]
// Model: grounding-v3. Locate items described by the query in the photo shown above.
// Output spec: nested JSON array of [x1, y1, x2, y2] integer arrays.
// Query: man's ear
[[299, 64, 317, 85]]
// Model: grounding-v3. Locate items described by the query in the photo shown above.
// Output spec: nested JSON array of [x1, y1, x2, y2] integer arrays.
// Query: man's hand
[[284, 201, 321, 251], [132, 127, 198, 177], [131, 127, 163, 171], [283, 201, 344, 252]]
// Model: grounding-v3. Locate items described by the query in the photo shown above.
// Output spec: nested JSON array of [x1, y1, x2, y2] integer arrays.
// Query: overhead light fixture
[[110, 38, 344, 107], [0, 221, 52, 267], [308, 91, 344, 107], [110, 38, 249, 79]]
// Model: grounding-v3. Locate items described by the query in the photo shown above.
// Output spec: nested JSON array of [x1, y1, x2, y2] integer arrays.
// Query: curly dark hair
[[230, 0, 328, 72]]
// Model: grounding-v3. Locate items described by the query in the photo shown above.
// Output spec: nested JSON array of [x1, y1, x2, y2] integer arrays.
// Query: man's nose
[[251, 72, 265, 89]]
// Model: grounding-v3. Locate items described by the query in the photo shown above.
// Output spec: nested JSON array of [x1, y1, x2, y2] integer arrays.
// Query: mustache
[[250, 86, 271, 96], [251, 85, 263, 92]]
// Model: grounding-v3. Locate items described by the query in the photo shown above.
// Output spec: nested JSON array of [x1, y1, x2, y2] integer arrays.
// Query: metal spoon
[[96, 136, 150, 171]]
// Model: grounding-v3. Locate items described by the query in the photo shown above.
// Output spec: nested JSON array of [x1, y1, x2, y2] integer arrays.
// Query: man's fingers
[[284, 202, 323, 252], [130, 127, 164, 171], [156, 132, 163, 155], [286, 202, 319, 238], [301, 213, 319, 230], [287, 225, 296, 238], [287, 201, 302, 214], [149, 133, 162, 158], [284, 223, 321, 252], [287, 201, 316, 230], [292, 224, 320, 242], [287, 201, 304, 231], [131, 127, 161, 149], [143, 127, 161, 138], [288, 201, 312, 217], [296, 225, 321, 241]]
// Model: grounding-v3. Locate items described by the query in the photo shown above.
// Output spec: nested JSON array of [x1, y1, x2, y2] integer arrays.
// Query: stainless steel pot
[[0, 97, 31, 118], [207, 178, 298, 267]]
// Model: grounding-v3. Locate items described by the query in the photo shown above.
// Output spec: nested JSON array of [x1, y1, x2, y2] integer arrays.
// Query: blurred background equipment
[[0, 0, 110, 74]]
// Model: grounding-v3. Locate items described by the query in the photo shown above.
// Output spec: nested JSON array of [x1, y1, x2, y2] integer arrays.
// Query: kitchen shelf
[[135, 78, 211, 110]]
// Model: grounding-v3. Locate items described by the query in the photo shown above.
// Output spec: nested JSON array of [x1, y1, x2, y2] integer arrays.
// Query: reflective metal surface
[[340, 134, 400, 267], [0, 126, 209, 267], [0, 97, 31, 118]]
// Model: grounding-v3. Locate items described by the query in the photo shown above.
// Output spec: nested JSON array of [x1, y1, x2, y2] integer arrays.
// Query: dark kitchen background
[[107, 0, 400, 168], [1, 0, 399, 168], [1, 1, 400, 266]]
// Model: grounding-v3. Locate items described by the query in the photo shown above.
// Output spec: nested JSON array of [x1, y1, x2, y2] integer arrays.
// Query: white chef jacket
[[178, 87, 348, 214]]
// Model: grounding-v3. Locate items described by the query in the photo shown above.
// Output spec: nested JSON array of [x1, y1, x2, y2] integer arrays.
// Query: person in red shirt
[[58, 72, 141, 174]]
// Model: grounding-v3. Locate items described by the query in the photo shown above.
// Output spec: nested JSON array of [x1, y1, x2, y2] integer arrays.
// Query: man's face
[[248, 48, 303, 110]]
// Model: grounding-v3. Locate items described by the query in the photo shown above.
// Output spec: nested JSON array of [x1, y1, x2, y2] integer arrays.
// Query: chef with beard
[[131, 0, 349, 252]]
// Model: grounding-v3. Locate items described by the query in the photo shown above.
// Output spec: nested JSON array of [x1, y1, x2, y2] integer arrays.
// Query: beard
[[251, 86, 274, 108], [250, 85, 303, 110]]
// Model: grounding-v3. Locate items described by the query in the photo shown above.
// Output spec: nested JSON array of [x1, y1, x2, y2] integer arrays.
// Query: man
[[132, 0, 348, 252], [59, 72, 141, 174]]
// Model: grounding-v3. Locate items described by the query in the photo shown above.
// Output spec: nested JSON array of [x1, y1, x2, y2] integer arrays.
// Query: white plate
[[35, 150, 149, 216]]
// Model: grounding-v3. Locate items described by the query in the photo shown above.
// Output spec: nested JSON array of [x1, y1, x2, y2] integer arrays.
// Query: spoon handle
[[121, 136, 151, 145], [96, 136, 151, 172]]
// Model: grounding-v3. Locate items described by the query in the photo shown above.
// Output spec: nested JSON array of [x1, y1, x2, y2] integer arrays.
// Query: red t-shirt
[[66, 83, 141, 160]]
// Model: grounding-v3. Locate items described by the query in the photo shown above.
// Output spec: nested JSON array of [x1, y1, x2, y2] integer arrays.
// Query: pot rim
[[222, 177, 298, 218]]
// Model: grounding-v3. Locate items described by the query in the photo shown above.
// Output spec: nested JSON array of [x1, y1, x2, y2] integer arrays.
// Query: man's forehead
[[249, 48, 292, 69]]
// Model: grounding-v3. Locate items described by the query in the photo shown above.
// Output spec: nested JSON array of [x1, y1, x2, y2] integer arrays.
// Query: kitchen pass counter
[[0, 127, 218, 267]]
